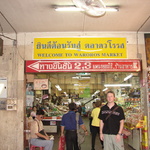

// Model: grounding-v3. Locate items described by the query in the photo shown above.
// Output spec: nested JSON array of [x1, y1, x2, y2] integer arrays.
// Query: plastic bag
[[77, 130, 85, 145], [58, 136, 66, 150], [122, 128, 131, 136]]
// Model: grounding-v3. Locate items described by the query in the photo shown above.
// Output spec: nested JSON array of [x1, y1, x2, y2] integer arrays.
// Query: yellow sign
[[34, 37, 127, 59]]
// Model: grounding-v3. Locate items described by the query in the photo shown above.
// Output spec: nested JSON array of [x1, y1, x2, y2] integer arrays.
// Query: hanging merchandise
[[141, 116, 148, 150]]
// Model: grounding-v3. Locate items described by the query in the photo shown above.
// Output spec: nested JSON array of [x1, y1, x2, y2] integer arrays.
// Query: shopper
[[89, 102, 96, 133], [77, 105, 82, 115], [81, 104, 86, 116], [99, 91, 125, 150], [30, 109, 54, 150], [30, 106, 37, 119], [60, 102, 88, 150], [91, 100, 103, 150]]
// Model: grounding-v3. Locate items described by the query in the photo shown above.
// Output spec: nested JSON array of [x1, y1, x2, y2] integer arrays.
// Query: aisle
[[53, 116, 103, 150]]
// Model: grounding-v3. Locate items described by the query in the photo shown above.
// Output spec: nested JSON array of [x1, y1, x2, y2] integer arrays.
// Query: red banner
[[25, 59, 141, 73]]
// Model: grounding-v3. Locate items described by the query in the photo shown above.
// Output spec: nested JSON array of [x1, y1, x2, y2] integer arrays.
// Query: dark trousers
[[89, 117, 93, 133], [91, 126, 103, 150], [65, 130, 80, 150]]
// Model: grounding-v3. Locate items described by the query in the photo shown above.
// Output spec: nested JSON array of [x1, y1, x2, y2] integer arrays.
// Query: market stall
[[42, 104, 69, 133]]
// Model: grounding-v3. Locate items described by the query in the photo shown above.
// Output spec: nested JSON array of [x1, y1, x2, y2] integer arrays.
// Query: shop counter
[[42, 116, 62, 133]]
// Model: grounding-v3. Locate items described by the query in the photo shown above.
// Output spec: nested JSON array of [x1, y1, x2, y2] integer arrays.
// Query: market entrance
[[25, 71, 141, 115], [24, 59, 142, 150]]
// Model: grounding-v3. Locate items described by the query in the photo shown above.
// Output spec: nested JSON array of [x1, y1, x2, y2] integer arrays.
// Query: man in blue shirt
[[61, 103, 88, 150]]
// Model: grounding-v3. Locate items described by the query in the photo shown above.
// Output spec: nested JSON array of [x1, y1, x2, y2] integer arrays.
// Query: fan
[[72, 0, 106, 17]]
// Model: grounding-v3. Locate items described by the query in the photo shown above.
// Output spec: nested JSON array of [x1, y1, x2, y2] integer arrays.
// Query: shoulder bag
[[76, 112, 85, 146], [35, 120, 47, 140], [105, 106, 119, 121], [105, 106, 131, 137]]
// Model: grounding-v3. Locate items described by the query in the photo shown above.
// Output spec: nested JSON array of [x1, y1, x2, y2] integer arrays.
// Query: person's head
[[95, 100, 102, 107], [32, 106, 37, 111], [28, 86, 32, 91], [69, 103, 77, 111], [36, 109, 44, 121], [106, 91, 115, 103], [92, 102, 96, 108]]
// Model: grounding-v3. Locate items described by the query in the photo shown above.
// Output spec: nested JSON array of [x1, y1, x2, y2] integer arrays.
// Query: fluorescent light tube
[[55, 6, 118, 12], [104, 84, 132, 87], [105, 7, 119, 12], [72, 76, 90, 79], [82, 77, 90, 79], [55, 7, 83, 11], [55, 85, 62, 91], [72, 77, 79, 79], [121, 94, 126, 97], [76, 73, 91, 76], [102, 88, 108, 91], [124, 74, 133, 81]]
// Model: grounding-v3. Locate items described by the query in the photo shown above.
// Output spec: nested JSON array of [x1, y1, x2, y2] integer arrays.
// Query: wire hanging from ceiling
[[0, 11, 19, 100], [0, 11, 25, 61], [0, 11, 17, 41], [82, 12, 86, 36]]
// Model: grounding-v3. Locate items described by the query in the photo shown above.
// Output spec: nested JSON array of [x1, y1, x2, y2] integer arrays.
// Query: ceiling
[[33, 72, 139, 96], [0, 0, 150, 33]]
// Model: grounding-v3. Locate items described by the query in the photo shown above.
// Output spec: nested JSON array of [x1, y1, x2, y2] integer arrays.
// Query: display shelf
[[147, 71, 150, 149], [123, 97, 144, 130], [121, 84, 146, 150]]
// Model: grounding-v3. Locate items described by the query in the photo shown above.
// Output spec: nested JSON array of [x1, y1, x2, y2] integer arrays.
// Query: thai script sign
[[26, 59, 141, 73], [34, 37, 127, 59]]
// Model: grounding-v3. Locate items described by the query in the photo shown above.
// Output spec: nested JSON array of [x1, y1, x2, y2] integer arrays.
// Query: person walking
[[89, 102, 96, 133], [77, 105, 82, 115], [99, 91, 125, 150], [91, 100, 103, 150], [60, 102, 88, 150]]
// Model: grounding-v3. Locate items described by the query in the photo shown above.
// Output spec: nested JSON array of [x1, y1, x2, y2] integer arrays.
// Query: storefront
[[25, 58, 144, 149], [24, 37, 147, 150], [0, 14, 149, 149]]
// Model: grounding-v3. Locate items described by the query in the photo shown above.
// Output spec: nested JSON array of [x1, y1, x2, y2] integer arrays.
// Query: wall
[[0, 31, 147, 150]]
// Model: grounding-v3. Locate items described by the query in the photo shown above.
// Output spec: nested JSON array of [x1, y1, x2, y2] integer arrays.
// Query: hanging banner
[[25, 59, 141, 73], [34, 37, 127, 59]]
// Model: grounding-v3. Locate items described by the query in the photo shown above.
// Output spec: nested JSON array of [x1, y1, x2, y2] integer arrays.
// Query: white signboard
[[0, 78, 7, 98], [34, 79, 48, 90]]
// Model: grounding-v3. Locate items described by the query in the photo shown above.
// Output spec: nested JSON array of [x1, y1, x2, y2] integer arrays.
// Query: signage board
[[26, 59, 141, 73], [0, 78, 7, 98], [34, 37, 127, 59], [34, 79, 48, 90]]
